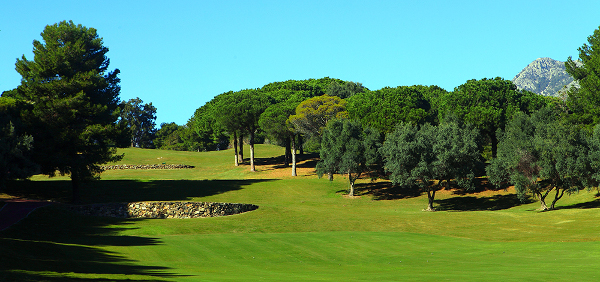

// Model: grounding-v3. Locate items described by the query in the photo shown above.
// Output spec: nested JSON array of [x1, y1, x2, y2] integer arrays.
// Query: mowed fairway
[[1, 145, 600, 281]]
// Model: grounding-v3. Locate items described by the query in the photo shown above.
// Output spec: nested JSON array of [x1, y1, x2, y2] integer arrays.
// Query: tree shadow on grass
[[435, 194, 534, 211], [450, 177, 507, 195], [556, 193, 600, 210], [350, 181, 422, 200], [4, 179, 276, 204], [252, 153, 320, 170], [0, 206, 188, 281]]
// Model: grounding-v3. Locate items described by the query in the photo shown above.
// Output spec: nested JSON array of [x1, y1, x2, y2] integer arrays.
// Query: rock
[[63, 201, 259, 219], [100, 164, 195, 170]]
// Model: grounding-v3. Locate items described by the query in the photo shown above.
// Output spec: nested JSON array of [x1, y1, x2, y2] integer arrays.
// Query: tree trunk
[[537, 190, 551, 211], [490, 131, 498, 159], [238, 134, 244, 164], [550, 187, 566, 210], [425, 189, 436, 211], [298, 135, 304, 155], [71, 168, 81, 204], [291, 135, 297, 176], [328, 172, 333, 181], [233, 131, 239, 166], [284, 137, 291, 167], [249, 131, 255, 172], [348, 171, 354, 197]]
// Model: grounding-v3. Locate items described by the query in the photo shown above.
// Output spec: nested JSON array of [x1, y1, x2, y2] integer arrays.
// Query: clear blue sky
[[1, 0, 599, 126]]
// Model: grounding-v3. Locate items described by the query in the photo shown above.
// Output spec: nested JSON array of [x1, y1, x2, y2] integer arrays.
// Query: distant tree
[[237, 89, 273, 171], [347, 85, 441, 133], [154, 122, 182, 150], [317, 119, 381, 196], [211, 91, 245, 165], [326, 81, 366, 99], [565, 25, 600, 128], [487, 108, 596, 211], [0, 98, 38, 190], [259, 100, 298, 167], [380, 122, 481, 211], [213, 89, 272, 171], [9, 21, 124, 202], [119, 97, 157, 148], [190, 94, 234, 153], [287, 95, 348, 151], [439, 77, 548, 158]]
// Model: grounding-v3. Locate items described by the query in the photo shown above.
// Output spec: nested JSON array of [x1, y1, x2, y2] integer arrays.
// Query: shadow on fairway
[[435, 194, 534, 211], [557, 197, 600, 210], [0, 206, 188, 281], [4, 179, 276, 204], [251, 153, 319, 170], [350, 182, 423, 200]]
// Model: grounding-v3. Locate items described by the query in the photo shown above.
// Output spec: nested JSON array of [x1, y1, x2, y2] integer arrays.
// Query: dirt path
[[0, 199, 53, 231]]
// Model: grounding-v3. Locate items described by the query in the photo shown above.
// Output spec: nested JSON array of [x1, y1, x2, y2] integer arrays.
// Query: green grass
[[1, 145, 600, 281]]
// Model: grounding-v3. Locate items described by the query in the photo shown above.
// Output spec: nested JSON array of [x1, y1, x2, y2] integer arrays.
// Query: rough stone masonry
[[64, 202, 259, 218]]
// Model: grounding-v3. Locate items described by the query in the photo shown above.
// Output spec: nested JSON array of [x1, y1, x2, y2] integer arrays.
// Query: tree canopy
[[487, 108, 596, 210], [565, 25, 600, 128], [439, 77, 548, 158], [347, 85, 441, 133], [380, 122, 481, 211], [326, 81, 367, 99], [212, 89, 273, 171], [0, 97, 37, 189], [317, 119, 381, 196], [119, 97, 157, 148], [288, 95, 348, 146], [8, 21, 124, 202]]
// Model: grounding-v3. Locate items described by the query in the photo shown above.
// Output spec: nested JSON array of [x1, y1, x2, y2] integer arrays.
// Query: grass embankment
[[1, 145, 600, 281]]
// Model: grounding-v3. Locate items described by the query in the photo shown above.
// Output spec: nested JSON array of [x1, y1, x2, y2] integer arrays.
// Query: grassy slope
[[1, 145, 600, 281]]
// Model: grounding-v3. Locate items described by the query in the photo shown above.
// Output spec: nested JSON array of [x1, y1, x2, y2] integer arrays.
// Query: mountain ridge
[[511, 57, 578, 96]]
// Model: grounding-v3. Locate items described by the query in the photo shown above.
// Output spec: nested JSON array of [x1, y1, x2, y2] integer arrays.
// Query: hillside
[[512, 57, 578, 96]]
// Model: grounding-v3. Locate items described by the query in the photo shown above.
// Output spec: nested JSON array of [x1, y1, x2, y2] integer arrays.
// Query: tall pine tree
[[10, 21, 124, 202]]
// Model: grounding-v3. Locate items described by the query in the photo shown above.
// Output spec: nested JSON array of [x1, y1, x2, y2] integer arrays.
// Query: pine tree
[[11, 21, 124, 202]]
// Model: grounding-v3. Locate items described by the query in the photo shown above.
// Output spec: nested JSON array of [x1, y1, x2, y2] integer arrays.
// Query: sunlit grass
[[2, 145, 600, 281]]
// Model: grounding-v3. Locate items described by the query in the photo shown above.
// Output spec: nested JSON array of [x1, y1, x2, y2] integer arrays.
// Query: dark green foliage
[[9, 21, 124, 202], [0, 98, 38, 189], [380, 122, 481, 211], [317, 119, 381, 196], [190, 99, 229, 152], [326, 81, 367, 99], [260, 77, 345, 99], [259, 100, 297, 166], [118, 97, 157, 148], [212, 89, 273, 170], [565, 26, 600, 128], [589, 124, 600, 184], [487, 108, 596, 210], [347, 85, 441, 133], [439, 77, 548, 158], [154, 122, 205, 151]]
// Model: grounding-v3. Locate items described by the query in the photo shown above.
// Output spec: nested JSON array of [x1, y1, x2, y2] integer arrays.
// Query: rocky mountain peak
[[512, 57, 577, 96]]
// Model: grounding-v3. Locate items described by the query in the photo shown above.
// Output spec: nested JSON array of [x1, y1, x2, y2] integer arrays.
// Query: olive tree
[[380, 122, 481, 211]]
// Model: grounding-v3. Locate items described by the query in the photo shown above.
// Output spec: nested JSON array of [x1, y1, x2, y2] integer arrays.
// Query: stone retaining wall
[[101, 164, 195, 170], [64, 202, 258, 218]]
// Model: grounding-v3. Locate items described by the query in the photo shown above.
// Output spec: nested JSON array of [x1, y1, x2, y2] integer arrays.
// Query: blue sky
[[1, 0, 599, 126]]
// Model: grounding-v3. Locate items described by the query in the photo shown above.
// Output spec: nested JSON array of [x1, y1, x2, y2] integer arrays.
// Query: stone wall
[[101, 164, 195, 170], [64, 202, 258, 219]]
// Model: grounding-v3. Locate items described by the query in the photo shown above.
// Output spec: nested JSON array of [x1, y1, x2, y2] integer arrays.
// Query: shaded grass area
[[3, 179, 276, 204], [2, 145, 600, 280], [0, 206, 185, 281]]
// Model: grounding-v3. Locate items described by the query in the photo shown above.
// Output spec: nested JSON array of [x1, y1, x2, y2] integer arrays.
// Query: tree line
[[1, 21, 599, 209]]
